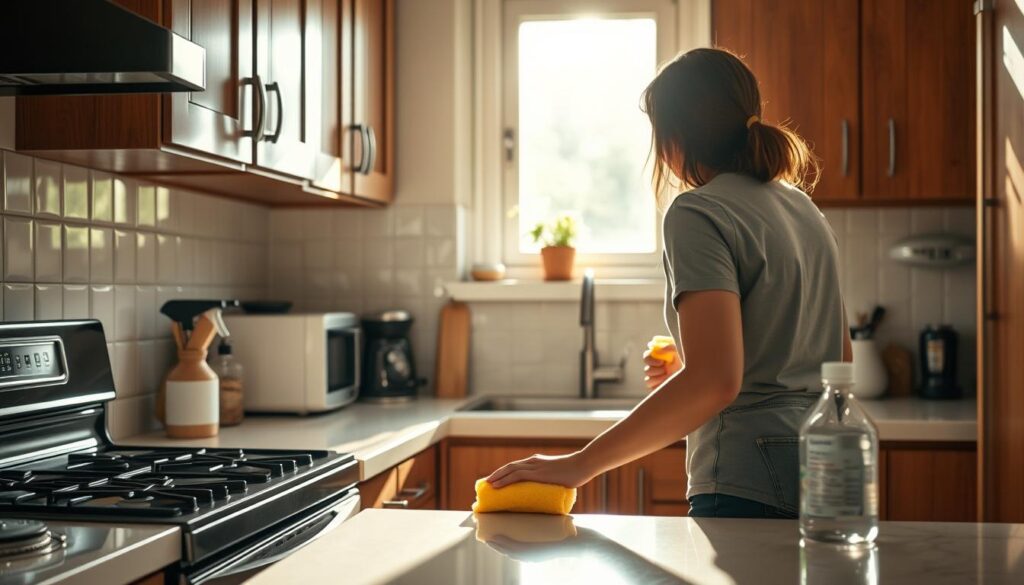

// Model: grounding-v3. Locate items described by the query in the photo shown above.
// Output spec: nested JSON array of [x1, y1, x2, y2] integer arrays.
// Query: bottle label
[[166, 380, 219, 426], [802, 434, 876, 518]]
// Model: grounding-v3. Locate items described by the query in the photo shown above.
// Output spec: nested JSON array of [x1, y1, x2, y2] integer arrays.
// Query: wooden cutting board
[[435, 301, 470, 398]]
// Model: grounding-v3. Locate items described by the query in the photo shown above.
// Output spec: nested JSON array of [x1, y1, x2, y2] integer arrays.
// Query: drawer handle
[[383, 483, 430, 509], [840, 119, 849, 177]]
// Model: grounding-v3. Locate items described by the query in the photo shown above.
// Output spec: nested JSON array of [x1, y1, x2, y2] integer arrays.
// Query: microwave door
[[326, 327, 360, 401]]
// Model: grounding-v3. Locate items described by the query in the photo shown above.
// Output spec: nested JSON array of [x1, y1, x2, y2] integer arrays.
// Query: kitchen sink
[[458, 396, 640, 412]]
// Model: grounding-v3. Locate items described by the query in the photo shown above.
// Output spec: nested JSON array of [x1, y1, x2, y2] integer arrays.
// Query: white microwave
[[222, 312, 361, 414]]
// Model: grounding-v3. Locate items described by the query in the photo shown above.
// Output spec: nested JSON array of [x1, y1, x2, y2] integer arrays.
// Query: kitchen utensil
[[919, 324, 960, 399], [435, 301, 471, 399], [361, 310, 423, 402], [851, 339, 888, 399], [881, 343, 914, 397], [851, 305, 886, 340]]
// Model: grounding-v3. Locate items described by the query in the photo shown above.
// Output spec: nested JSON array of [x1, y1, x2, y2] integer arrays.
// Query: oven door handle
[[195, 493, 360, 584]]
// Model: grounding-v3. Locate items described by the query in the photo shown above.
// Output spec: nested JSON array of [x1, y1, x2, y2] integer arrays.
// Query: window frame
[[470, 0, 710, 279]]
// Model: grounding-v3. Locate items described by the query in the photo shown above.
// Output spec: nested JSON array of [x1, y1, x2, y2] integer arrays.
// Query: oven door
[[184, 490, 360, 585]]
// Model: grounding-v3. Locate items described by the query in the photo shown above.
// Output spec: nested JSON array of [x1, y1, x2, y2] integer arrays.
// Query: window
[[502, 0, 677, 269]]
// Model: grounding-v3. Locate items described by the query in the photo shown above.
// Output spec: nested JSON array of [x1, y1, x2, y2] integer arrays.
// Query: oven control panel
[[0, 338, 66, 386]]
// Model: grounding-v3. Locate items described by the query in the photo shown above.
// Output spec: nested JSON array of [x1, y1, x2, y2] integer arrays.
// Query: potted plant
[[530, 214, 578, 281]]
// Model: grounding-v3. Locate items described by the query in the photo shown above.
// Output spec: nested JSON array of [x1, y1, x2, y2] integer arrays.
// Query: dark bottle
[[919, 325, 960, 399]]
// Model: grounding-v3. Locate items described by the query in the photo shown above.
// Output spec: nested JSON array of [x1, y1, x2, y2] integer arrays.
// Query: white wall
[[394, 0, 474, 206]]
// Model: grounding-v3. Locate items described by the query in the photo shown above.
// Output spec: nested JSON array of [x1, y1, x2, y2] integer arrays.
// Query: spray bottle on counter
[[159, 300, 239, 439]]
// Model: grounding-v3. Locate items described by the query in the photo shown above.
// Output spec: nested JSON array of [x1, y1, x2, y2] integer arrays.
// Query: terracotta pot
[[541, 246, 575, 281]]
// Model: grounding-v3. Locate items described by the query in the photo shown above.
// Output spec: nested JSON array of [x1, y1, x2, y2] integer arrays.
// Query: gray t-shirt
[[662, 172, 844, 511]]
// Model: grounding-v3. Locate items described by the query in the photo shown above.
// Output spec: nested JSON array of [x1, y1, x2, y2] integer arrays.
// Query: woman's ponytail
[[642, 48, 820, 196], [740, 119, 819, 191]]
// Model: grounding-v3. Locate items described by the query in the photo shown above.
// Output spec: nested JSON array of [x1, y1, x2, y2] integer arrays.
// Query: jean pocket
[[756, 436, 800, 514]]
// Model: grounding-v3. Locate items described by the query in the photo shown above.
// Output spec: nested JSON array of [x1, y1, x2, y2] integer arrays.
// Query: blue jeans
[[689, 493, 796, 519]]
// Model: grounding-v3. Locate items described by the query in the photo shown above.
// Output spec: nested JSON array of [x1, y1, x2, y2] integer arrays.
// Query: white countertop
[[245, 509, 1024, 585], [125, 396, 977, 481]]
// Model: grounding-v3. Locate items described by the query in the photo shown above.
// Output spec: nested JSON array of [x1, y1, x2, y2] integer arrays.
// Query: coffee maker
[[360, 310, 422, 401], [919, 324, 960, 399]]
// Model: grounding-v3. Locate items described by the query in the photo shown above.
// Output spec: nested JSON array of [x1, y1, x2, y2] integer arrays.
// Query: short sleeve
[[662, 197, 740, 307]]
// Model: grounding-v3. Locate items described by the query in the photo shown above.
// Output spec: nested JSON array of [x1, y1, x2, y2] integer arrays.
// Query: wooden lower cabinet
[[360, 446, 438, 510], [612, 448, 688, 516], [881, 442, 977, 522], [444, 438, 977, 522]]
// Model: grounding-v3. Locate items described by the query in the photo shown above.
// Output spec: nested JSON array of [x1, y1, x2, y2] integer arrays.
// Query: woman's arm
[[486, 289, 743, 488]]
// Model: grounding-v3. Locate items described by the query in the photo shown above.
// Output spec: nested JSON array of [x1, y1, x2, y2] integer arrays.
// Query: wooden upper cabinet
[[860, 0, 974, 200], [252, 0, 320, 179], [351, 0, 395, 203], [311, 0, 356, 193], [164, 0, 255, 165], [713, 0, 860, 201]]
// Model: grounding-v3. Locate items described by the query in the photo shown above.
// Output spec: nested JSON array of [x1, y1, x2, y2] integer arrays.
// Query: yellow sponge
[[475, 512, 577, 543], [472, 478, 577, 515], [647, 335, 676, 364]]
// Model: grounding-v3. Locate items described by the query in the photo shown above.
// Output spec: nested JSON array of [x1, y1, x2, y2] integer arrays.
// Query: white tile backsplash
[[3, 152, 33, 214], [0, 149, 270, 441]]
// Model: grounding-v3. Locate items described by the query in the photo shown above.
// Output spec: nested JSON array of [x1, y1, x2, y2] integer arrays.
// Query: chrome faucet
[[580, 270, 624, 398]]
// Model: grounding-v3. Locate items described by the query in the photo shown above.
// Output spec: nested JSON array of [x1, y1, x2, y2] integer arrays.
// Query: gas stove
[[0, 320, 360, 584]]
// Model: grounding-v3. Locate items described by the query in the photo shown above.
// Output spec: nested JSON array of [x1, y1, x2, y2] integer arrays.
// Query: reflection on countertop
[[246, 509, 1024, 585], [124, 396, 977, 480]]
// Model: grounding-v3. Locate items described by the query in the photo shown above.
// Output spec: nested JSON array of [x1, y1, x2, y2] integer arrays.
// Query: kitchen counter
[[125, 396, 977, 481], [246, 509, 1024, 585]]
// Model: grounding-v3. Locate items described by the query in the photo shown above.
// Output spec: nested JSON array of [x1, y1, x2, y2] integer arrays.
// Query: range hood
[[0, 0, 205, 96]]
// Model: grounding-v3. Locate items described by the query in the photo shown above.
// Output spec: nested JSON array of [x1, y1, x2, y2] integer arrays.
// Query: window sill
[[444, 279, 664, 302]]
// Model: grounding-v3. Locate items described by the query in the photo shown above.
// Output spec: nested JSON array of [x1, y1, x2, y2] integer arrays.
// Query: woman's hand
[[485, 452, 595, 489], [643, 344, 681, 390]]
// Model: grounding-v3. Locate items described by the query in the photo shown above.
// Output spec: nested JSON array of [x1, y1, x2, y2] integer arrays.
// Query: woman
[[486, 48, 852, 519]]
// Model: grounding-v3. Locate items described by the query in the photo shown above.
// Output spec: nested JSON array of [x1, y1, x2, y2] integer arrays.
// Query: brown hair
[[641, 48, 819, 197]]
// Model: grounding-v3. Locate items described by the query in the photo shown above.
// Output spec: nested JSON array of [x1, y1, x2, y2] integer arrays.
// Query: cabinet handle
[[350, 124, 369, 174], [365, 125, 378, 175], [840, 119, 849, 177], [600, 473, 608, 513], [383, 482, 430, 509], [887, 118, 896, 177], [244, 76, 268, 142], [637, 468, 646, 515], [265, 82, 284, 144]]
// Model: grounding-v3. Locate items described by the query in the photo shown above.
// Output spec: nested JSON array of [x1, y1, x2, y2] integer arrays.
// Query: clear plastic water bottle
[[800, 362, 879, 545]]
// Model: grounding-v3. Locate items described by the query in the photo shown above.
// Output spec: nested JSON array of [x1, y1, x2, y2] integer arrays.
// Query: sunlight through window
[[516, 17, 658, 254]]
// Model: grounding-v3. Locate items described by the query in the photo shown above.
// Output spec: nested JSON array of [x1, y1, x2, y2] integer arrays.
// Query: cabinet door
[[310, 0, 356, 193], [861, 0, 974, 200], [351, 0, 395, 203], [164, 0, 255, 164], [360, 466, 399, 509], [396, 446, 439, 510], [253, 0, 321, 179], [613, 447, 688, 516], [712, 0, 859, 201], [446, 443, 605, 513], [883, 445, 977, 522]]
